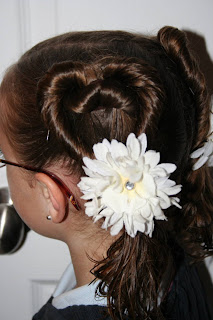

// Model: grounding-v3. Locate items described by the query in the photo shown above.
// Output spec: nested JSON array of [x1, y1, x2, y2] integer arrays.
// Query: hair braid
[[157, 26, 210, 150], [158, 26, 213, 258]]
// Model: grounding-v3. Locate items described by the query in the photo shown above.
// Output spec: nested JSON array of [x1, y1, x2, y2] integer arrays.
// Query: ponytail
[[158, 26, 213, 259]]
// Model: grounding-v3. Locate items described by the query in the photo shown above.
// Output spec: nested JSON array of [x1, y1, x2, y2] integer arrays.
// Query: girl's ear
[[35, 172, 67, 223]]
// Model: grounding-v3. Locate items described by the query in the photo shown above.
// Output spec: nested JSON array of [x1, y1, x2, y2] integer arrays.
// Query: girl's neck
[[66, 230, 112, 288], [68, 245, 96, 287]]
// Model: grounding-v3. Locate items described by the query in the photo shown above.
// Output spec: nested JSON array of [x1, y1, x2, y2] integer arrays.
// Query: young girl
[[0, 26, 212, 320]]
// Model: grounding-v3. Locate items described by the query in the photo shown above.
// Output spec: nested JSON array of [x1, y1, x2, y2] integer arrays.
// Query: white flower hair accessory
[[191, 99, 213, 170], [77, 133, 182, 238]]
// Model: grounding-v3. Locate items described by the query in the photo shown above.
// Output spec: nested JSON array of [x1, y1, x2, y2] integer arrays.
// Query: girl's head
[[0, 26, 212, 319], [0, 28, 205, 171]]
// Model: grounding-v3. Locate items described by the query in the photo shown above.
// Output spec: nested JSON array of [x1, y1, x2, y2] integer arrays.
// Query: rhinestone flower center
[[125, 181, 135, 190]]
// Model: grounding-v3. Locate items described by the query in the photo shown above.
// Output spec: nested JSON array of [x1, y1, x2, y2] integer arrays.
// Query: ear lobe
[[35, 172, 67, 223]]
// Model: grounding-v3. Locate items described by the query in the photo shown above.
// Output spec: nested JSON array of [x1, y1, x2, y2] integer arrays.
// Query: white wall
[[0, 0, 213, 76]]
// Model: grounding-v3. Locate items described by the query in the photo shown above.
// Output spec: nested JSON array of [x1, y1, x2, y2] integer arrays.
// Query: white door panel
[[0, 2, 71, 319], [0, 231, 70, 319]]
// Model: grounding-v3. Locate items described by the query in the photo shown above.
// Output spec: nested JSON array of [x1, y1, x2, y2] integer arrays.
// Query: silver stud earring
[[46, 215, 52, 220]]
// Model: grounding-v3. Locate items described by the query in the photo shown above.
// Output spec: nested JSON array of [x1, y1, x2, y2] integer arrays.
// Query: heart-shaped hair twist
[[37, 57, 165, 155]]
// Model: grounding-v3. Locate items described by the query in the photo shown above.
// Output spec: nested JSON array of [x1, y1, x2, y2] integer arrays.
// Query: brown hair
[[0, 27, 213, 319]]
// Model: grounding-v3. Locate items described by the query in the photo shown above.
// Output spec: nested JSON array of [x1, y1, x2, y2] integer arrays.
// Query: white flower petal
[[105, 152, 118, 170], [193, 155, 208, 170], [154, 213, 167, 221], [149, 197, 159, 207], [157, 190, 171, 209], [77, 180, 88, 191], [93, 214, 104, 222], [82, 166, 96, 178], [102, 188, 128, 213], [123, 214, 132, 236], [152, 205, 163, 217], [85, 209, 96, 217], [102, 138, 111, 150], [171, 197, 182, 209], [140, 203, 153, 220], [133, 220, 145, 237], [102, 215, 111, 229], [83, 157, 113, 176], [138, 133, 147, 155], [99, 207, 114, 217], [144, 151, 160, 168], [81, 193, 97, 200], [208, 155, 213, 167], [111, 140, 128, 159], [129, 171, 143, 183], [157, 163, 176, 174], [190, 100, 213, 170], [109, 212, 122, 226], [128, 196, 147, 213], [162, 179, 176, 188], [150, 167, 168, 178], [126, 133, 140, 160], [93, 143, 109, 162], [145, 220, 154, 237], [85, 207, 96, 217], [190, 146, 205, 159], [141, 173, 156, 197], [155, 176, 168, 188], [134, 213, 146, 224], [204, 141, 213, 157], [156, 177, 178, 191], [85, 200, 98, 216], [80, 177, 108, 190], [112, 173, 123, 192], [110, 218, 124, 236], [163, 184, 182, 196]]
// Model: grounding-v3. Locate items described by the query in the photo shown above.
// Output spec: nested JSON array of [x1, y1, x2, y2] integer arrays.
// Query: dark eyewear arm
[[0, 159, 80, 211]]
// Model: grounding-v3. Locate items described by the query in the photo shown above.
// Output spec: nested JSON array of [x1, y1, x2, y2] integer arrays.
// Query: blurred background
[[0, 0, 212, 319]]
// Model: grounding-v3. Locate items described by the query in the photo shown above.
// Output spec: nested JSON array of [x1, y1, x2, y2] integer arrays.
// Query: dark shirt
[[33, 260, 211, 320], [33, 303, 110, 320]]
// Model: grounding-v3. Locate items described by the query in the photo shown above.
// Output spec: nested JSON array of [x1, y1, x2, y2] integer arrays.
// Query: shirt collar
[[52, 263, 107, 309]]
